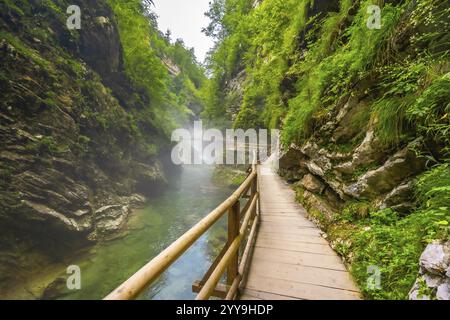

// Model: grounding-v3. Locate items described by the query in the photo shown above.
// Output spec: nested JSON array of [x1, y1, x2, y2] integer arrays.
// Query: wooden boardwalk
[[105, 160, 361, 301], [240, 162, 361, 300]]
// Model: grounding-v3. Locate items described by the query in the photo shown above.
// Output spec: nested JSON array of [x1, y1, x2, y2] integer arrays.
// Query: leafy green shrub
[[344, 165, 449, 299], [341, 201, 373, 221], [107, 0, 206, 135], [416, 164, 450, 211], [369, 208, 398, 226], [371, 97, 410, 146], [407, 74, 450, 157]]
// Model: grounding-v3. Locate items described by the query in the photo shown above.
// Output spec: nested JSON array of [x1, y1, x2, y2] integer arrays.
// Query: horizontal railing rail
[[104, 163, 260, 300]]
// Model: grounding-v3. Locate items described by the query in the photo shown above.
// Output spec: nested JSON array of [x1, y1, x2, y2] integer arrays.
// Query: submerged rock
[[94, 204, 130, 235], [41, 277, 68, 300], [0, 0, 169, 280], [126, 194, 147, 207]]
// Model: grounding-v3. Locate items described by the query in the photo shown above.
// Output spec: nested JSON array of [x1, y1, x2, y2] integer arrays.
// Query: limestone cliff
[[0, 0, 189, 284], [204, 0, 449, 299]]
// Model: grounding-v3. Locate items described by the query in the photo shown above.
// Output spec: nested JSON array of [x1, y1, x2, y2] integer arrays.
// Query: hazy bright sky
[[153, 0, 214, 63]]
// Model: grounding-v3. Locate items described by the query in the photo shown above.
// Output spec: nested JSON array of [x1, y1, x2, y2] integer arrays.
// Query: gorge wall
[[0, 0, 204, 286], [204, 0, 449, 299]]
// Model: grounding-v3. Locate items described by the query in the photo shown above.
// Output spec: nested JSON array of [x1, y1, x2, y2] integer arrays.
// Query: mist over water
[[65, 164, 230, 300], [0, 163, 234, 300]]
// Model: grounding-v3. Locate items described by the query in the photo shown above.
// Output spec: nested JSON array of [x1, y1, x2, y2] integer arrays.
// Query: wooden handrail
[[196, 192, 258, 300], [104, 164, 259, 300], [226, 213, 259, 300]]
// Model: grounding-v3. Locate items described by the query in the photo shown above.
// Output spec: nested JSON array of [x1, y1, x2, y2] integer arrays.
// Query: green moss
[[417, 276, 437, 300], [231, 174, 246, 186], [2, 0, 26, 16], [0, 31, 53, 70], [43, 0, 64, 15], [341, 201, 373, 221], [341, 161, 383, 182], [39, 136, 70, 155], [212, 166, 247, 187]]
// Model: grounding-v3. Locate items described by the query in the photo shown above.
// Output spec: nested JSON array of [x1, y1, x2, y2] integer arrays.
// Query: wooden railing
[[104, 164, 260, 300]]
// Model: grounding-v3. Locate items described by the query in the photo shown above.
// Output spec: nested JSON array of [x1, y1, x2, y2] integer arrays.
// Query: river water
[[30, 165, 234, 300]]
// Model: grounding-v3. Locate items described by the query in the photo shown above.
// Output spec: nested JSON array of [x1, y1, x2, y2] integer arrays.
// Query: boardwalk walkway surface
[[240, 162, 361, 300]]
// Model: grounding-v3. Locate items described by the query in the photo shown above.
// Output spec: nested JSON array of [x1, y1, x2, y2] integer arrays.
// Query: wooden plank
[[239, 293, 262, 300], [261, 203, 302, 208], [259, 215, 315, 226], [258, 224, 322, 236], [260, 206, 300, 210], [260, 205, 300, 210], [260, 212, 302, 218], [260, 207, 304, 212], [260, 200, 299, 205], [241, 288, 301, 300], [239, 163, 361, 300], [256, 232, 328, 245], [260, 204, 301, 208], [245, 276, 361, 300], [247, 260, 358, 291], [252, 248, 346, 271], [254, 238, 335, 255], [260, 210, 305, 214], [259, 221, 316, 229]]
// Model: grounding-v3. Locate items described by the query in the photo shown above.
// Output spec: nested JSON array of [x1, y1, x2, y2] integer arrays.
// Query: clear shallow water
[[59, 165, 232, 300]]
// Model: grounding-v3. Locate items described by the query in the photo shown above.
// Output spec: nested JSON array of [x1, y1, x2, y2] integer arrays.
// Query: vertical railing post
[[227, 200, 240, 285], [252, 166, 258, 218], [250, 176, 256, 218]]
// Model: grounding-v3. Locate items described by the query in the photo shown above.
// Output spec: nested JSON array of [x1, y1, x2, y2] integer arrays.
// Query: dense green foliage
[[204, 0, 449, 146], [108, 0, 207, 136], [1, 0, 447, 300], [293, 162, 449, 300], [306, 164, 449, 300], [205, 0, 449, 300], [0, 0, 207, 158]]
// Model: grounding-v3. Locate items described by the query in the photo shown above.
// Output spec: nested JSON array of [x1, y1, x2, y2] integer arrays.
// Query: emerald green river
[[65, 165, 231, 300], [2, 165, 238, 300]]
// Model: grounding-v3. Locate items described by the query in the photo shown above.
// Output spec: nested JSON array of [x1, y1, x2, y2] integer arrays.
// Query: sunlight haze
[[153, 0, 213, 63]]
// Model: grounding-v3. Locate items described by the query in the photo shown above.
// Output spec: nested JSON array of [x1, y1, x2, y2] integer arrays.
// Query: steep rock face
[[279, 94, 427, 214], [205, 0, 448, 299], [299, 174, 326, 194], [0, 0, 169, 280], [225, 69, 247, 122], [344, 140, 425, 199]]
